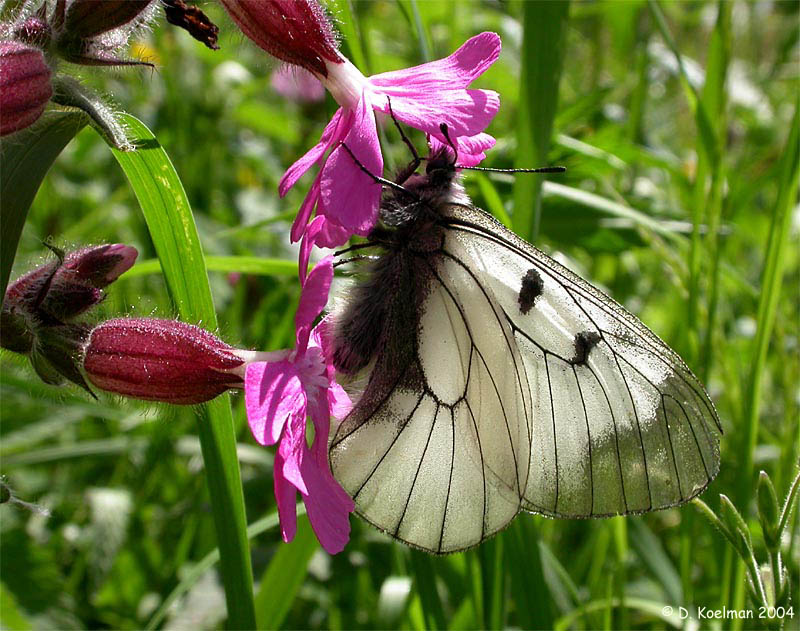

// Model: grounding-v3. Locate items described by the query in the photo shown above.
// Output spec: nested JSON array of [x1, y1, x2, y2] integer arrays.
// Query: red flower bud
[[0, 41, 53, 136], [60, 243, 138, 288], [84, 319, 245, 405], [49, 0, 155, 67], [2, 244, 137, 324], [13, 10, 52, 49], [64, 0, 155, 39], [2, 244, 137, 355], [219, 0, 341, 77]]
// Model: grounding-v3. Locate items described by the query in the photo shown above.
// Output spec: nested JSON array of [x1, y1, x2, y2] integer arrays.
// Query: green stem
[[110, 114, 256, 629]]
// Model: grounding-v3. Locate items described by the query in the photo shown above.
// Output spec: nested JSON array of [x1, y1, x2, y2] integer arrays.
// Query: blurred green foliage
[[1, 1, 798, 629]]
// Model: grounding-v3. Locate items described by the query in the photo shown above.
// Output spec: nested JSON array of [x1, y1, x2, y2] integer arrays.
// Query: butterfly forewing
[[442, 203, 721, 519], [330, 197, 721, 554]]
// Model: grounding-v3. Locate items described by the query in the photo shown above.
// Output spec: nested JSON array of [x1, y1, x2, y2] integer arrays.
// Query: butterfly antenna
[[456, 165, 567, 174], [340, 142, 419, 198], [438, 123, 459, 166], [386, 97, 421, 165]]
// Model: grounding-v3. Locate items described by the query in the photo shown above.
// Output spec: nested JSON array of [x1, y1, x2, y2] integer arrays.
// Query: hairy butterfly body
[[329, 149, 721, 554]]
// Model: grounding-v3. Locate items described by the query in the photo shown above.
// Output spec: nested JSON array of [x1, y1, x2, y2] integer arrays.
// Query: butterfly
[[327, 133, 722, 554]]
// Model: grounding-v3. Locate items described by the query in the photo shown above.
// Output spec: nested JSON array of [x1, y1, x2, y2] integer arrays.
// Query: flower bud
[[40, 244, 138, 320], [219, 0, 341, 77], [84, 318, 245, 405], [1, 244, 137, 330], [0, 41, 53, 136], [32, 322, 92, 390], [13, 7, 52, 49], [64, 0, 155, 39], [719, 494, 753, 560], [757, 471, 780, 552], [52, 0, 156, 67]]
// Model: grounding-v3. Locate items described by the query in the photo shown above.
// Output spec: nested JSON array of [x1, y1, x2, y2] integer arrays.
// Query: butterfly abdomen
[[332, 245, 430, 376]]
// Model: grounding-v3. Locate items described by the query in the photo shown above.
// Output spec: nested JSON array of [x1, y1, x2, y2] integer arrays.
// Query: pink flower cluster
[[219, 0, 502, 554]]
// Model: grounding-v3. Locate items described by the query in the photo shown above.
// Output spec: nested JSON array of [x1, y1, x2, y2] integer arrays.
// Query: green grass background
[[1, 1, 798, 629]]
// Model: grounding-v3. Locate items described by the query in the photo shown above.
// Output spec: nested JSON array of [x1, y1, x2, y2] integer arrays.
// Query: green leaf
[[0, 110, 87, 301], [254, 515, 319, 630], [110, 113, 256, 630]]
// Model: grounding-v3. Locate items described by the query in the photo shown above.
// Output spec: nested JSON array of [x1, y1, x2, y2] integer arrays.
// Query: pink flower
[[244, 257, 354, 554], [283, 31, 501, 249], [219, 1, 500, 248]]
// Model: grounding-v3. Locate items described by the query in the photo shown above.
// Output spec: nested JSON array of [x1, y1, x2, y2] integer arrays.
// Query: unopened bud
[[13, 10, 52, 49], [52, 0, 155, 67], [757, 471, 781, 552], [2, 244, 137, 377], [219, 0, 341, 77], [40, 244, 138, 320], [84, 318, 245, 405], [64, 0, 155, 39], [0, 41, 53, 136], [1, 244, 137, 329], [32, 322, 92, 391]]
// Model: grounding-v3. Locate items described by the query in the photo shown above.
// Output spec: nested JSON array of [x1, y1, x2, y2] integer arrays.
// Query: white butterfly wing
[[330, 203, 721, 553]]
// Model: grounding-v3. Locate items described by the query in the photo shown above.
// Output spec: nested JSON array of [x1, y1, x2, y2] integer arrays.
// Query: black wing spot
[[518, 268, 544, 314], [570, 331, 602, 365]]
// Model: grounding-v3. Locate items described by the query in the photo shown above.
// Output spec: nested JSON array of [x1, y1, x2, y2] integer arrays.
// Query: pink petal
[[295, 256, 334, 352], [245, 361, 305, 446], [300, 442, 354, 554], [372, 87, 499, 140], [279, 415, 309, 496], [280, 108, 345, 196], [298, 215, 326, 283], [369, 32, 501, 90], [273, 449, 299, 543], [327, 382, 353, 420], [314, 216, 353, 248], [428, 132, 496, 167], [319, 93, 383, 236], [290, 177, 322, 243]]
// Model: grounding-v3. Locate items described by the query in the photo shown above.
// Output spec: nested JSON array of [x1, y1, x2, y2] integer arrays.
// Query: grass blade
[[513, 0, 570, 242], [110, 114, 256, 629], [408, 550, 446, 630], [727, 101, 800, 621], [254, 516, 319, 630], [124, 256, 300, 279], [507, 519, 553, 629]]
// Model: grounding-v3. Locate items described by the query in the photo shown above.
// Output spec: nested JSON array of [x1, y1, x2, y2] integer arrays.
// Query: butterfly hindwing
[[330, 247, 530, 553]]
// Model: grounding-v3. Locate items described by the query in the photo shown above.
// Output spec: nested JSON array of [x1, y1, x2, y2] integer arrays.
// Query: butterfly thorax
[[331, 159, 460, 376]]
